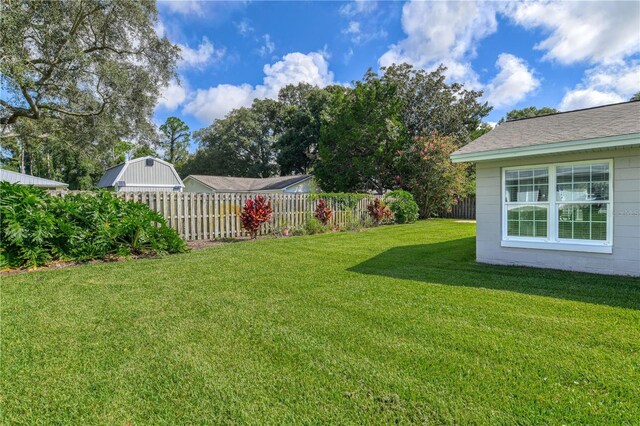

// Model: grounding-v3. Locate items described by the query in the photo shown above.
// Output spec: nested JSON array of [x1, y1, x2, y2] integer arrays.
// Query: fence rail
[[440, 196, 476, 220], [51, 191, 372, 241]]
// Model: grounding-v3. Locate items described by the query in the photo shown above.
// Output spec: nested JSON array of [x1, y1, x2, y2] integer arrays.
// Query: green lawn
[[2, 220, 639, 424]]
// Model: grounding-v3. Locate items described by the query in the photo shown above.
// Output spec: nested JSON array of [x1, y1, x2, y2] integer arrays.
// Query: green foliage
[[0, 183, 186, 269], [302, 217, 329, 235], [0, 0, 179, 127], [398, 133, 468, 218], [631, 91, 640, 102], [186, 99, 282, 177], [159, 117, 190, 168], [309, 193, 368, 210], [316, 71, 407, 193], [384, 190, 419, 224], [498, 106, 560, 123], [276, 83, 333, 174], [0, 1, 178, 188]]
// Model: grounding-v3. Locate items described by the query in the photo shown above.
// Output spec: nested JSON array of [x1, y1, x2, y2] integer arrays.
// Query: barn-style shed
[[97, 156, 184, 192]]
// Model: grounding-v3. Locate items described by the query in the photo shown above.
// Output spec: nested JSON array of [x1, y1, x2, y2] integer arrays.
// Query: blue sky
[[154, 0, 640, 142]]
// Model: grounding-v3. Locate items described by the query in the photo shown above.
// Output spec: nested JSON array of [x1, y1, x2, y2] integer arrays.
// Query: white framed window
[[501, 159, 613, 253]]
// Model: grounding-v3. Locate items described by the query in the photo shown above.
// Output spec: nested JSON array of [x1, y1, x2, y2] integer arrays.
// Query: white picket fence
[[52, 191, 373, 241]]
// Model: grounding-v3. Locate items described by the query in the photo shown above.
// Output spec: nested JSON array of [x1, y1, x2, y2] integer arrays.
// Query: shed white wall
[[476, 146, 640, 277], [120, 160, 181, 186]]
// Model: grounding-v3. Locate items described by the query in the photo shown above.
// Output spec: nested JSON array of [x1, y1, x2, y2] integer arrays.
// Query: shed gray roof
[[0, 169, 68, 187], [187, 175, 311, 191], [98, 163, 126, 187], [454, 101, 640, 156]]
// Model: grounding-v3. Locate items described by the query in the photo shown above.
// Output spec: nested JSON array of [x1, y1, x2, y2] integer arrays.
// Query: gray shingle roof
[[187, 175, 310, 191], [454, 101, 640, 156], [97, 163, 126, 187], [0, 169, 68, 187]]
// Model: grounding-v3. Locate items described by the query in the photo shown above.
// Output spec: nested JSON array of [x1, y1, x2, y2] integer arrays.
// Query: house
[[451, 101, 640, 277], [183, 174, 314, 193], [0, 168, 69, 190], [97, 156, 184, 192]]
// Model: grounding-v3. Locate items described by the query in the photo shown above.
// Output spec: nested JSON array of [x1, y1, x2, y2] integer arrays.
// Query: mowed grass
[[1, 220, 639, 424]]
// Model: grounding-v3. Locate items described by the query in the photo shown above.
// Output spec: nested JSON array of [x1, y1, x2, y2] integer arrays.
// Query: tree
[[315, 72, 407, 194], [186, 99, 281, 177], [380, 63, 492, 146], [275, 83, 333, 174], [397, 133, 468, 218], [159, 117, 189, 167], [498, 106, 559, 123], [0, 0, 179, 134], [631, 91, 640, 102]]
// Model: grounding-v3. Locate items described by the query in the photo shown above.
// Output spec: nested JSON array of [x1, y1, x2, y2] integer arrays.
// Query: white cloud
[[157, 80, 188, 111], [379, 1, 503, 87], [160, 0, 204, 16], [559, 62, 640, 110], [184, 84, 255, 123], [559, 90, 625, 111], [178, 37, 225, 68], [183, 52, 335, 123], [484, 54, 539, 108], [507, 1, 640, 65], [235, 19, 254, 36], [342, 20, 386, 45], [258, 34, 275, 57], [339, 0, 377, 17], [344, 21, 360, 35]]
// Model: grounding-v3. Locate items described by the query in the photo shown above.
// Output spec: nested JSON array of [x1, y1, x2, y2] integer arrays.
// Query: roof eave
[[451, 133, 640, 163]]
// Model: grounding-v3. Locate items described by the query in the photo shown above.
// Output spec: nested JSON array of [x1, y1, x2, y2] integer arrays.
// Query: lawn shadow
[[348, 237, 640, 310]]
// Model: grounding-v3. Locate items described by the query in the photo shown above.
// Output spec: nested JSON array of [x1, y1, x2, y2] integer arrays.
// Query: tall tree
[[187, 99, 281, 178], [0, 0, 179, 136], [159, 117, 190, 167], [380, 63, 492, 146], [630, 91, 640, 102], [315, 72, 407, 194], [498, 106, 559, 123], [276, 83, 333, 174]]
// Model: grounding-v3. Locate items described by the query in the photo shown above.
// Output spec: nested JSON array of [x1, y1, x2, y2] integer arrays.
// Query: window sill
[[501, 239, 612, 254]]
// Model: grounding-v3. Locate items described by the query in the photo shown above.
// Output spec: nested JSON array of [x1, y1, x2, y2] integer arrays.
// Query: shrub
[[303, 217, 329, 235], [384, 190, 419, 224], [313, 199, 333, 225], [0, 182, 187, 269], [240, 195, 273, 239], [367, 198, 392, 225]]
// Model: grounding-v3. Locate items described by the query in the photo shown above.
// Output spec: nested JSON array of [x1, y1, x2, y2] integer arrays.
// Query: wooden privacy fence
[[440, 196, 476, 220], [56, 191, 372, 241]]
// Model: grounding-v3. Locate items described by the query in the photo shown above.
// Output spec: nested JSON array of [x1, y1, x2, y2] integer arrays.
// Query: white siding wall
[[476, 146, 640, 276], [120, 160, 180, 186]]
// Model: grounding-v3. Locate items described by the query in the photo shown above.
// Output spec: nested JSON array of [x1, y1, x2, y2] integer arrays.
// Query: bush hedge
[[0, 183, 187, 269], [385, 190, 419, 224]]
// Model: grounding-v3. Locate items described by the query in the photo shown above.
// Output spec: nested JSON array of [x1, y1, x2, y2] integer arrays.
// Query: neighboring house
[[0, 168, 69, 190], [451, 101, 640, 277], [97, 156, 184, 192], [183, 174, 314, 194]]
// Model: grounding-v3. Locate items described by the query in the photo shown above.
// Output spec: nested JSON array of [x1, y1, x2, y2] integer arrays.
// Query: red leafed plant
[[367, 198, 392, 225], [314, 199, 333, 225], [241, 195, 273, 239]]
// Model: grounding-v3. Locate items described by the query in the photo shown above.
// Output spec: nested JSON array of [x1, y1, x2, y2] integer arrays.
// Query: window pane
[[556, 163, 609, 201], [505, 167, 549, 202], [557, 203, 607, 241], [507, 205, 548, 238]]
